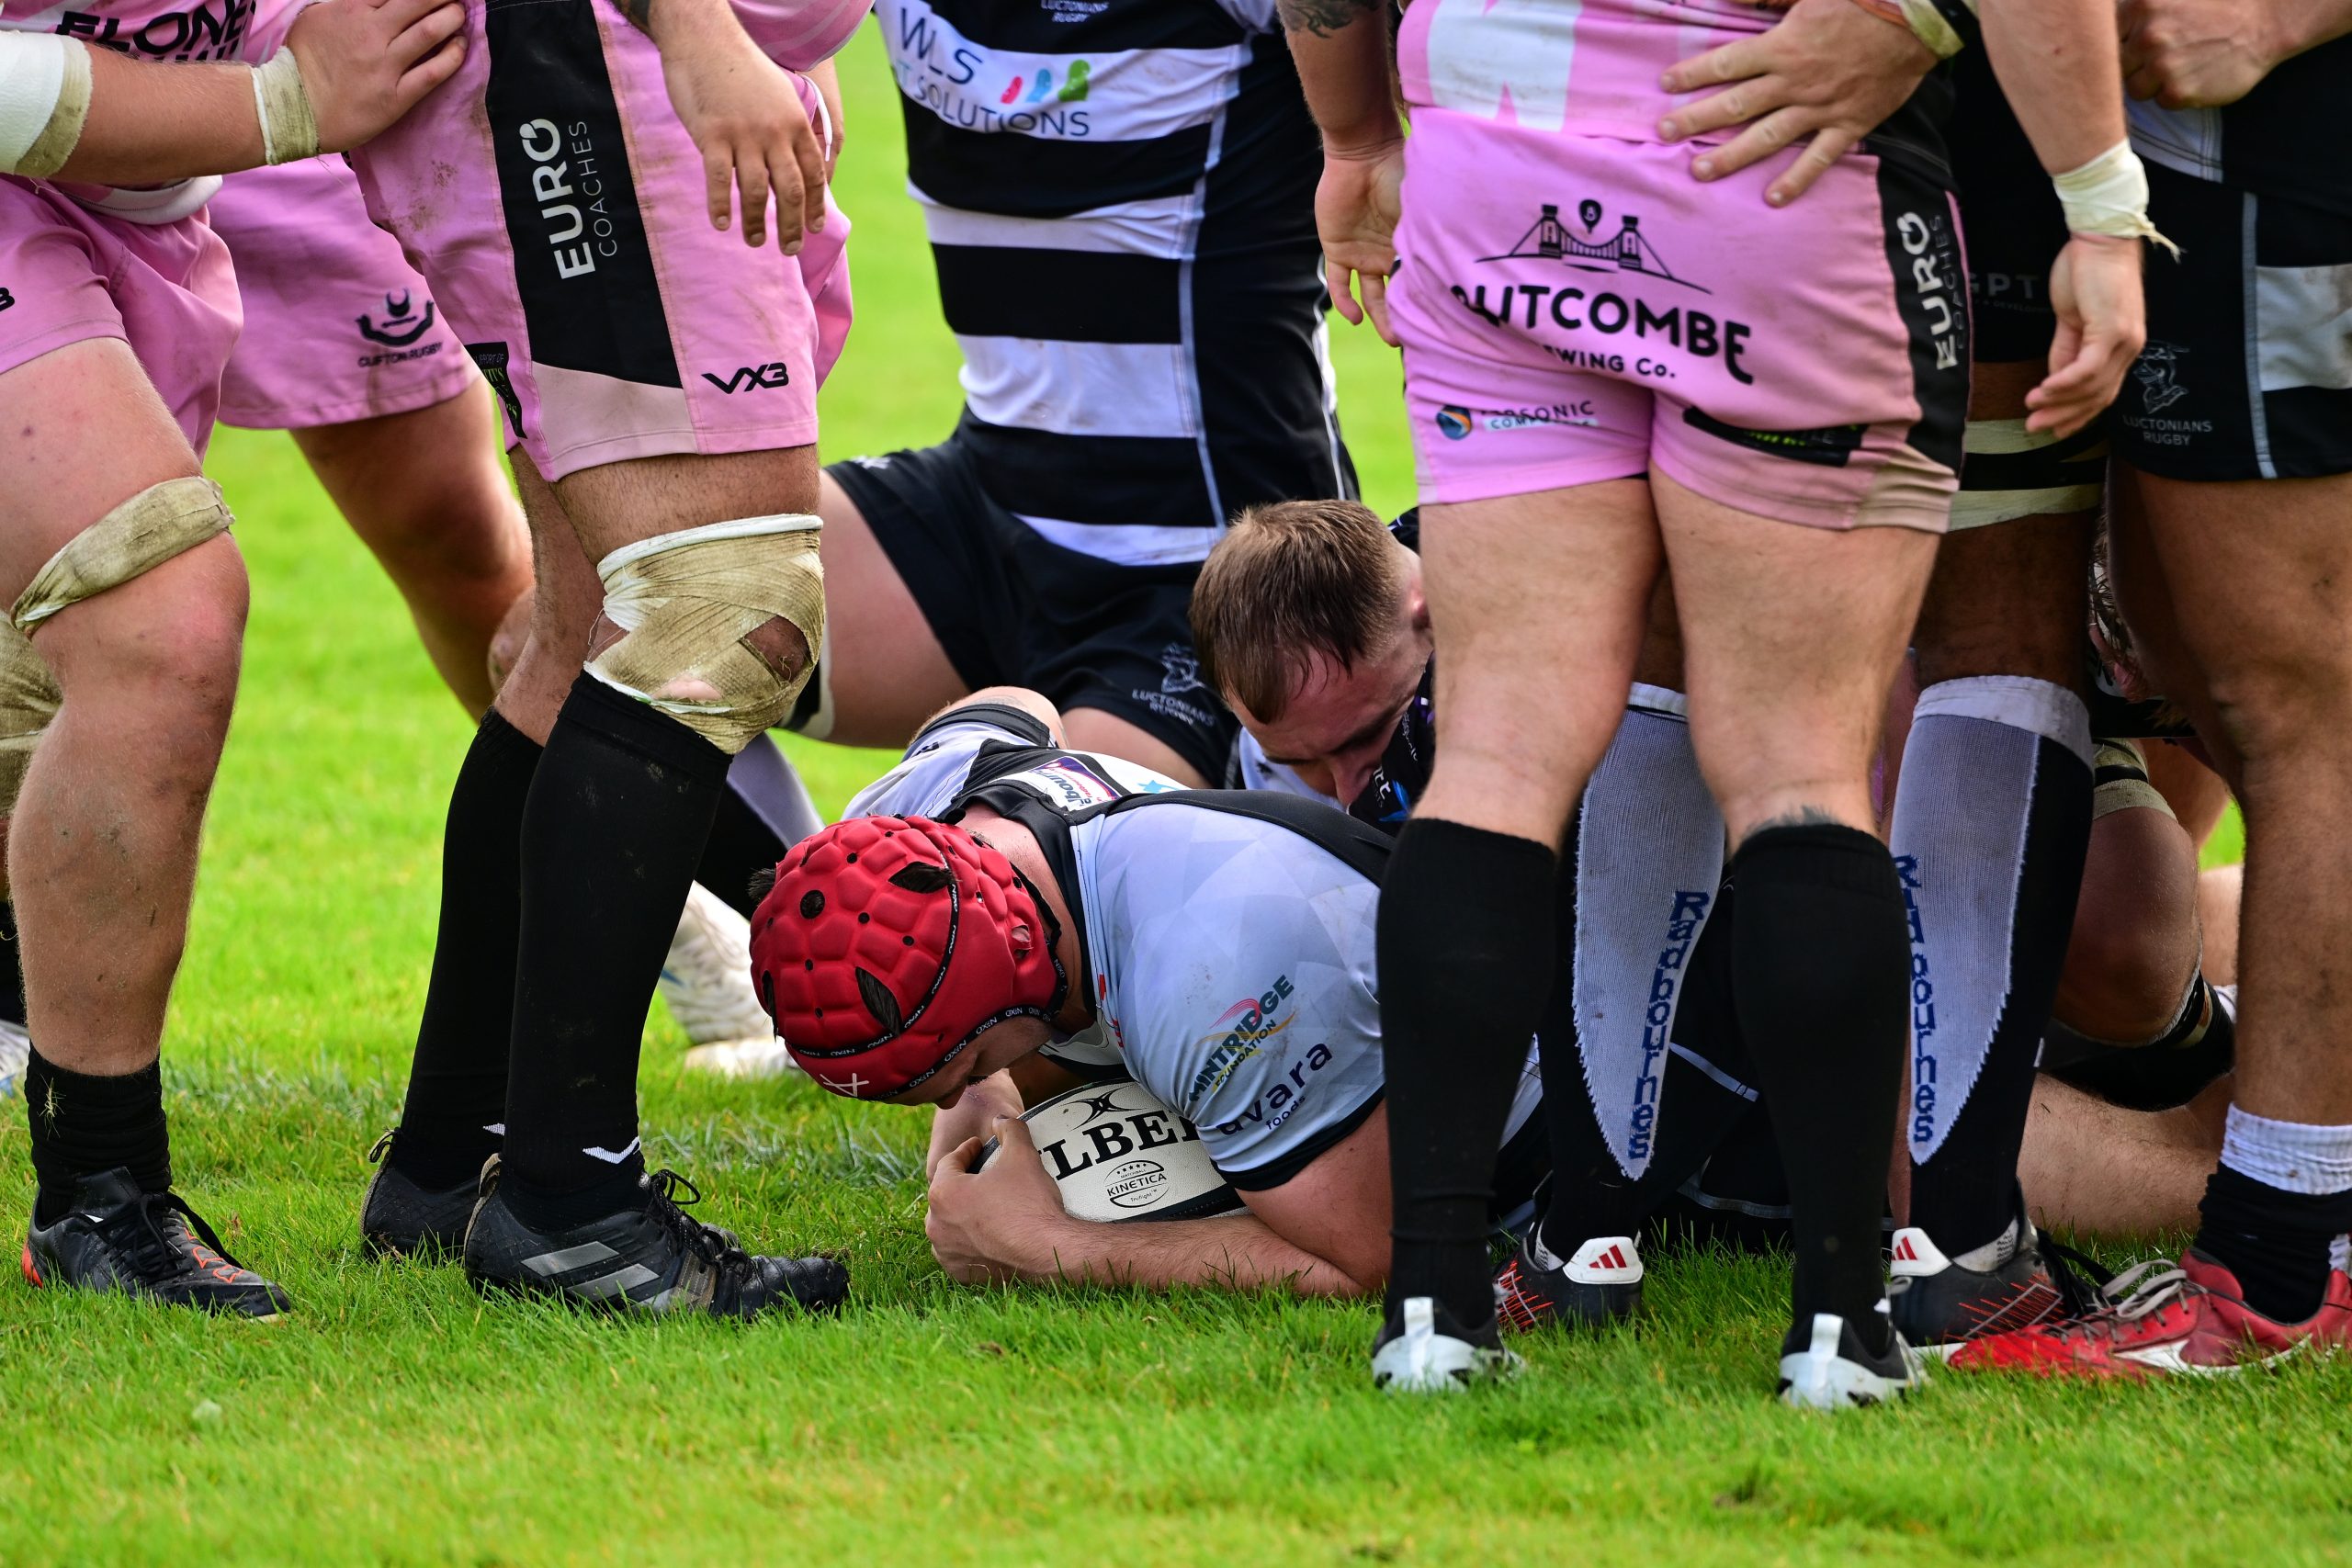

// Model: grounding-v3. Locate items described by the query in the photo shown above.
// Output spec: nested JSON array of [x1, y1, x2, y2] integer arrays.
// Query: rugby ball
[[976, 1078, 1244, 1224]]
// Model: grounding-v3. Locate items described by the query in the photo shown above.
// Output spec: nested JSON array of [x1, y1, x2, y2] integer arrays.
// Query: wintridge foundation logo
[[1479, 201, 1712, 294]]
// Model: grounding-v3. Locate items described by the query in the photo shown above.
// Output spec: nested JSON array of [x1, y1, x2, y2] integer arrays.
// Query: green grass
[[0, 25, 2307, 1565]]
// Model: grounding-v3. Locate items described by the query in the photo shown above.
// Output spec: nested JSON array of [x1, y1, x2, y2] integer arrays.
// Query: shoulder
[[843, 703, 1060, 820]]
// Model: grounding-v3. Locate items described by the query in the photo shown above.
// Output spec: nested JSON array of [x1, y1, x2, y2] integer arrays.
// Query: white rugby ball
[[977, 1078, 1243, 1224]]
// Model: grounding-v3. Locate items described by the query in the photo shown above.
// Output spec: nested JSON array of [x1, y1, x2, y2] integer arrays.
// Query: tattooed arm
[[1278, 0, 1406, 344]]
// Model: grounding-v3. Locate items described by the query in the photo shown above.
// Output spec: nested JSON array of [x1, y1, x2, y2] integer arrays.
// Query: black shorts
[[1950, 49, 2070, 367], [827, 430, 1237, 782], [2115, 162, 2352, 481]]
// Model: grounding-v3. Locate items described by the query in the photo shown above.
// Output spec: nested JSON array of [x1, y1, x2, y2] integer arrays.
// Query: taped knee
[[584, 514, 823, 753], [1951, 418, 2107, 530], [2091, 738, 2172, 820], [0, 477, 230, 814]]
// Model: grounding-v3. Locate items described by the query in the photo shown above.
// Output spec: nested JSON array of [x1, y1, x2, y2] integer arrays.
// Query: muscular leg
[[2020, 1074, 2223, 1237], [292, 380, 532, 716], [1659, 468, 1937, 1345], [805, 470, 967, 748], [1380, 479, 1660, 1335], [0, 341, 243, 1205], [2113, 461, 2352, 1320]]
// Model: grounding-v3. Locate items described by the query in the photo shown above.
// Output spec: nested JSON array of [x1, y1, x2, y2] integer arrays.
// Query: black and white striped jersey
[[877, 0, 1355, 568]]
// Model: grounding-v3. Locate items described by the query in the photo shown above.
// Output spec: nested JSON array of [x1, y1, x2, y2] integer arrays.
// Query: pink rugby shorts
[[1393, 3, 1968, 533], [350, 0, 852, 482], [0, 176, 241, 457], [210, 156, 477, 430]]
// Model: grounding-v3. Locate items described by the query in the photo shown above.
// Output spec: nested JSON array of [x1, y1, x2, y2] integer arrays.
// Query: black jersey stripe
[[906, 111, 1215, 219], [910, 0, 1244, 55], [934, 247, 1182, 343], [956, 415, 1215, 527]]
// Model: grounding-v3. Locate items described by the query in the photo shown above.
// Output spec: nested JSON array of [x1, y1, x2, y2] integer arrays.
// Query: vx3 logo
[[357, 291, 436, 347], [703, 363, 791, 393]]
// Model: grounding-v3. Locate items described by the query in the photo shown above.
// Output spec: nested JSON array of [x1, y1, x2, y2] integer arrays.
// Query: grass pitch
[[0, 26, 2315, 1565]]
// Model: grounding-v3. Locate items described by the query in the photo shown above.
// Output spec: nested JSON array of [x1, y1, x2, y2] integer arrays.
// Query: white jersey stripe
[[959, 336, 1197, 437], [915, 190, 1205, 259], [1011, 513, 1222, 567]]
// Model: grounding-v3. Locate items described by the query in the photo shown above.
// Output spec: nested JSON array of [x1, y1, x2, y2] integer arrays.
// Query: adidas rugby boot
[[1371, 1295, 1523, 1393], [1493, 1230, 1643, 1332], [360, 1129, 481, 1258], [1950, 1250, 2352, 1380], [1777, 1309, 1925, 1410], [463, 1158, 847, 1318], [1886, 1206, 2109, 1353], [23, 1167, 291, 1319]]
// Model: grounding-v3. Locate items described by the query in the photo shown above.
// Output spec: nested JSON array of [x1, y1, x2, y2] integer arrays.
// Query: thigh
[[290, 380, 524, 562], [809, 467, 969, 748], [1657, 469, 1939, 842], [552, 445, 820, 560], [1414, 479, 1661, 843]]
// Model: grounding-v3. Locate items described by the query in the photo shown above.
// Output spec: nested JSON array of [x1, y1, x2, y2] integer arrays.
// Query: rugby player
[[345, 0, 865, 1316], [0, 0, 466, 1313], [748, 693, 1548, 1299], [1958, 0, 2352, 1377], [1288, 0, 2149, 1404], [803, 0, 1355, 788]]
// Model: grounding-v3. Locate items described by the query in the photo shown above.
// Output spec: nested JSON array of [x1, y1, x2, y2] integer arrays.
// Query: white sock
[[1571, 687, 1724, 1180], [2220, 1105, 2352, 1194]]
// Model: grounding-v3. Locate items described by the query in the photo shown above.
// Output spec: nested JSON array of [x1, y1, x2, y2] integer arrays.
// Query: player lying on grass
[[0, 0, 465, 1316], [747, 689, 1546, 1298], [1194, 501, 2249, 1321]]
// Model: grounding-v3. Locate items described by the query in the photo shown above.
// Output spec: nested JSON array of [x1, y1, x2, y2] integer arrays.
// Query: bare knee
[[40, 538, 246, 750]]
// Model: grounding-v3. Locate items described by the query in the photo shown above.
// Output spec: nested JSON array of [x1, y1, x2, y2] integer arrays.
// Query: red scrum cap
[[748, 815, 1067, 1100]]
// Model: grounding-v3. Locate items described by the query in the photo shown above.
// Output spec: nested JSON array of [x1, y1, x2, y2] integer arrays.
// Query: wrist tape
[[1849, 0, 1977, 59], [0, 33, 94, 177], [2053, 141, 2179, 254], [250, 46, 319, 165]]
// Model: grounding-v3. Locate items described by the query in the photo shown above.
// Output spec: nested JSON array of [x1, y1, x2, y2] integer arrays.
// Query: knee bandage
[[0, 476, 233, 815], [585, 514, 824, 754], [2091, 738, 2172, 821], [1951, 418, 2108, 531]]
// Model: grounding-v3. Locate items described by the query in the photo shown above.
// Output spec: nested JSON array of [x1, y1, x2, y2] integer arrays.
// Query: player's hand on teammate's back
[[2119, 0, 2298, 107], [1316, 143, 1404, 346], [287, 0, 469, 152], [2030, 232, 2145, 438], [649, 0, 828, 250], [925, 1119, 1070, 1286], [1657, 0, 1934, 207]]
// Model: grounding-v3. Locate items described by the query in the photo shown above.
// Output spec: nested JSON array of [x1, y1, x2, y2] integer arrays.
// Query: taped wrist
[[2054, 141, 2178, 254], [584, 514, 824, 754], [250, 46, 319, 165], [0, 476, 233, 815], [0, 33, 93, 177], [1847, 0, 1976, 59]]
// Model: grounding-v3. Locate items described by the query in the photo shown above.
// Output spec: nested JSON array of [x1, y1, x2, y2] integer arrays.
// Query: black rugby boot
[[23, 1167, 291, 1318], [361, 1130, 481, 1259], [1778, 1311, 1926, 1410], [1493, 1228, 1644, 1333], [463, 1158, 847, 1318], [1370, 1293, 1522, 1393]]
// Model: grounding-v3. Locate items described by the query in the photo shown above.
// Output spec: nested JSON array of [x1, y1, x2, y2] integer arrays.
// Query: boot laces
[[97, 1190, 244, 1282], [644, 1169, 752, 1275]]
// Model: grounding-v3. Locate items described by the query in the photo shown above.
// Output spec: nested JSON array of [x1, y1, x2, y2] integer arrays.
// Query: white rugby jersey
[[876, 0, 1352, 568], [850, 705, 1542, 1191]]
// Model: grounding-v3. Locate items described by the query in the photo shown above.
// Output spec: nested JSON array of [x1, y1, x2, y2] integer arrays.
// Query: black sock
[[0, 901, 23, 1028], [24, 1047, 169, 1224], [1381, 818, 1559, 1329], [503, 674, 729, 1199], [697, 773, 792, 919], [2195, 1164, 2352, 1324], [1539, 876, 1753, 1247], [393, 708, 541, 1190], [1907, 734, 2092, 1255], [1729, 824, 1909, 1348], [2049, 974, 2235, 1111]]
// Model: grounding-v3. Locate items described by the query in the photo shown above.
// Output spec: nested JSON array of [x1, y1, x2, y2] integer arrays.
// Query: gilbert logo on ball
[[977, 1079, 1242, 1224]]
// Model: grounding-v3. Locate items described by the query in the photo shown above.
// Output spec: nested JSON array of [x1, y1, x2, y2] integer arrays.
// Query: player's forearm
[[616, 0, 744, 53], [1980, 0, 2127, 174], [2267, 0, 2352, 58], [1277, 0, 1398, 154], [1026, 1213, 1373, 1297], [65, 52, 266, 184]]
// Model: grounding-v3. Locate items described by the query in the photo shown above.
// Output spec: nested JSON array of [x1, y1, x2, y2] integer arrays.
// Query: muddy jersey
[[850, 704, 1540, 1189]]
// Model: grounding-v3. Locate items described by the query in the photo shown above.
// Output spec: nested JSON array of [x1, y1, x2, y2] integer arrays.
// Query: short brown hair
[[1190, 500, 1411, 723]]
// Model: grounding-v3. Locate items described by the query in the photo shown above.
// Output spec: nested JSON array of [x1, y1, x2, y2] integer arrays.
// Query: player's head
[[1191, 500, 1429, 805], [748, 815, 1069, 1105]]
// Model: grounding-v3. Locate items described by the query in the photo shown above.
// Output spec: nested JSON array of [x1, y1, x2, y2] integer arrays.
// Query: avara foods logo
[[1188, 976, 1295, 1100]]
